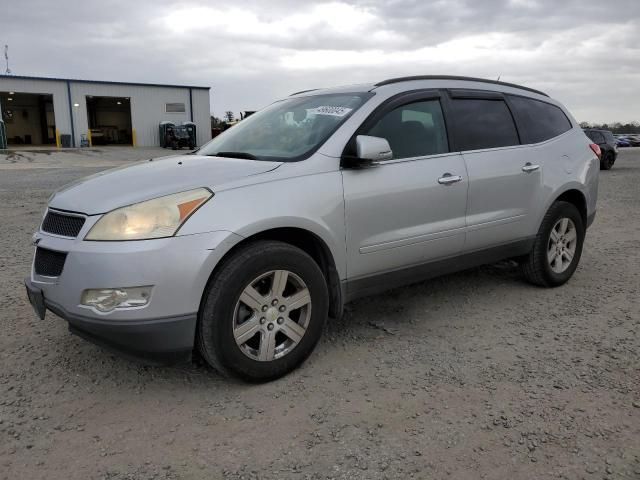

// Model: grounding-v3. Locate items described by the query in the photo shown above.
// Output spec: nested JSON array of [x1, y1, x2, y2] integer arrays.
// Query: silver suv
[[26, 76, 599, 381]]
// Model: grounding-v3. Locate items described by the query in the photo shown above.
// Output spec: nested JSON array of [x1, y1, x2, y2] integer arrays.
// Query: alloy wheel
[[233, 270, 312, 361], [547, 218, 577, 274]]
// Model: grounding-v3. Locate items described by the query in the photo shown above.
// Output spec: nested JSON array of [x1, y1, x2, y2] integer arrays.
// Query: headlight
[[85, 188, 212, 241]]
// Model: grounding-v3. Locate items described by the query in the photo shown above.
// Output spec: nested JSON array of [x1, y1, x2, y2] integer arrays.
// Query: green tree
[[210, 116, 224, 128]]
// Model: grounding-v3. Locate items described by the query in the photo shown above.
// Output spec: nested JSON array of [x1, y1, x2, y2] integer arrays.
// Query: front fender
[[178, 171, 347, 279]]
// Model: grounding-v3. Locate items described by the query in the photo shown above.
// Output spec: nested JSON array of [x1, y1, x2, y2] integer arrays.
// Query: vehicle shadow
[[48, 260, 524, 388], [324, 260, 523, 340]]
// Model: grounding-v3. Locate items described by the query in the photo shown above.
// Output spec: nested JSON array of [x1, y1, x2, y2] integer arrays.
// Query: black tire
[[197, 240, 329, 382], [521, 201, 585, 287], [600, 152, 614, 170]]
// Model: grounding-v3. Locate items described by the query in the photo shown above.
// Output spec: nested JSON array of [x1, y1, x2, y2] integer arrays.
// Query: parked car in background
[[584, 128, 617, 170], [615, 136, 631, 148], [25, 75, 599, 381], [626, 135, 640, 147]]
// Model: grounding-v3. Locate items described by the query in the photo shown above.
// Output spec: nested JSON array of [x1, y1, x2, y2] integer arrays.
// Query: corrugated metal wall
[[191, 88, 212, 147], [69, 83, 211, 147], [0, 77, 71, 141], [0, 77, 211, 147]]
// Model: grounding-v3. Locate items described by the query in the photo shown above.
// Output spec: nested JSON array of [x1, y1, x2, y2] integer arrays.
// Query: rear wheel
[[521, 201, 585, 287], [600, 152, 614, 170], [197, 241, 328, 382]]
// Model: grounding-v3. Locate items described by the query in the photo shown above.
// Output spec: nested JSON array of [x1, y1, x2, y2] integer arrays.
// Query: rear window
[[508, 96, 572, 144], [585, 130, 604, 143], [449, 99, 519, 151]]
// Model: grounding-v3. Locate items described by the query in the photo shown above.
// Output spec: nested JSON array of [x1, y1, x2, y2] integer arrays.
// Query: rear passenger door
[[444, 90, 541, 250]]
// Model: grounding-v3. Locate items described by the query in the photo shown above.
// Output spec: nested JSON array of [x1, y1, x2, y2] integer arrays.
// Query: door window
[[366, 100, 449, 159], [449, 98, 520, 151], [508, 96, 572, 143]]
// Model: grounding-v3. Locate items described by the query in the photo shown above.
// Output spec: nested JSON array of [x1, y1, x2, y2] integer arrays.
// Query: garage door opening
[[0, 92, 56, 146], [86, 96, 132, 145]]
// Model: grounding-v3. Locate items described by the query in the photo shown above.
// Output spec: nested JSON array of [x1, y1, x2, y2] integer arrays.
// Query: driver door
[[341, 91, 468, 297]]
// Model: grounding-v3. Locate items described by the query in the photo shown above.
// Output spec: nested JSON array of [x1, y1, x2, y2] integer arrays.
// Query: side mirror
[[342, 135, 393, 168]]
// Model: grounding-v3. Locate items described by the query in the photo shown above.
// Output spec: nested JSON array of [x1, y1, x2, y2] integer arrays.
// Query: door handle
[[522, 162, 540, 173], [438, 173, 463, 185]]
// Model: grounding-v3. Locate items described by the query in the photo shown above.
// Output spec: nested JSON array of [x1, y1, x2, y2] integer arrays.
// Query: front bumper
[[26, 276, 196, 363], [27, 229, 241, 363]]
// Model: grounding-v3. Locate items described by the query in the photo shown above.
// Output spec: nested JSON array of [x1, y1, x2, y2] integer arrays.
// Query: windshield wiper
[[208, 151, 258, 160]]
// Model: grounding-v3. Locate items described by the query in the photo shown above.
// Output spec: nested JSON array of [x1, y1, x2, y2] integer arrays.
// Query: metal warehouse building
[[0, 75, 211, 148]]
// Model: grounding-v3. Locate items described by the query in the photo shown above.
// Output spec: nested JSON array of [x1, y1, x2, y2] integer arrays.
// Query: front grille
[[41, 211, 85, 238], [34, 248, 67, 277]]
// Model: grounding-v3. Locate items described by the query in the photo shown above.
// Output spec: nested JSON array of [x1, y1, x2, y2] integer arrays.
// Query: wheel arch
[[201, 226, 344, 321], [553, 188, 588, 227]]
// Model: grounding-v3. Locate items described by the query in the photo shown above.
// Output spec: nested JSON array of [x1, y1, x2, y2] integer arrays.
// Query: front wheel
[[197, 241, 329, 382], [521, 201, 585, 287]]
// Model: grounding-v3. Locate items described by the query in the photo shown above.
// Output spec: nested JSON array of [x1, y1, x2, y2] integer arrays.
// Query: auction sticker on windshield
[[307, 106, 353, 117]]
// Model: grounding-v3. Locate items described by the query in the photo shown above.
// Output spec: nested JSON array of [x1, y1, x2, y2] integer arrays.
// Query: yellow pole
[[87, 130, 92, 147], [132, 128, 137, 147], [55, 129, 61, 148]]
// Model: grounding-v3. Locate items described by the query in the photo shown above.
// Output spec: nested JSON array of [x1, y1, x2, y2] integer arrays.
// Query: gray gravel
[[1, 147, 639, 479]]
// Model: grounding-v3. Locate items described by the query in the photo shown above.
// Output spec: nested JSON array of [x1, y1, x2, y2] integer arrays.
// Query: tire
[[197, 240, 329, 382], [521, 201, 585, 287], [600, 152, 614, 170]]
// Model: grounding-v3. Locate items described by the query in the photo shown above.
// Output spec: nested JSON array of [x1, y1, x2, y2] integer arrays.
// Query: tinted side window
[[592, 132, 605, 143], [448, 99, 519, 151], [366, 100, 449, 159], [509, 96, 572, 144], [603, 131, 615, 143]]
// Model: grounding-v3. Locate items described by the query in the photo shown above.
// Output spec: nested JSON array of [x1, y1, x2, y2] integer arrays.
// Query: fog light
[[81, 286, 152, 313]]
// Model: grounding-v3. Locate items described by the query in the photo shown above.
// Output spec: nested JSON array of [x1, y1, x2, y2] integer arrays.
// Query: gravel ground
[[1, 147, 638, 479]]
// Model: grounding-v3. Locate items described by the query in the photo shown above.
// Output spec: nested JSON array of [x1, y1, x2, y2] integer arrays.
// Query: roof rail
[[289, 88, 320, 96], [373, 75, 548, 97]]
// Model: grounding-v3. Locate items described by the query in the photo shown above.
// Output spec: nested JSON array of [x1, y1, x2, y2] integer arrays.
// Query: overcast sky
[[3, 0, 639, 122]]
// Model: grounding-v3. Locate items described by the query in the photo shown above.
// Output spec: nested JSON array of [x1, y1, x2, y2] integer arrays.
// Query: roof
[[374, 75, 548, 97], [0, 74, 210, 90], [289, 76, 548, 98]]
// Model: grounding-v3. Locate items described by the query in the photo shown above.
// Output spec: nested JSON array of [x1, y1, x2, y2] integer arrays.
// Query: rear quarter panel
[[534, 127, 598, 230]]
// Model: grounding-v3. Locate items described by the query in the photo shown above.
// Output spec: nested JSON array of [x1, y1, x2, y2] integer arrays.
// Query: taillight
[[589, 143, 601, 159]]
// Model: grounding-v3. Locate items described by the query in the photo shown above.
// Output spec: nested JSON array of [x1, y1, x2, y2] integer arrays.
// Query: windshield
[[198, 92, 372, 161]]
